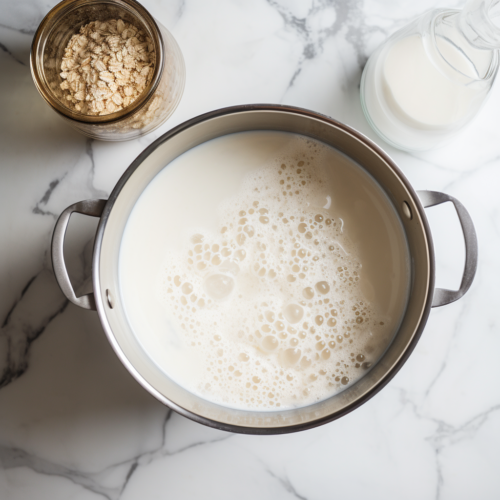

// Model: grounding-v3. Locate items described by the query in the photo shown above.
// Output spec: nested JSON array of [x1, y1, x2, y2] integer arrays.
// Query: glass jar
[[30, 0, 185, 141], [360, 0, 500, 152]]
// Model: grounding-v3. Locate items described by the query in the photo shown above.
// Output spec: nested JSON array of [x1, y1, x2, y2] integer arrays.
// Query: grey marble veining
[[1, 0, 500, 499]]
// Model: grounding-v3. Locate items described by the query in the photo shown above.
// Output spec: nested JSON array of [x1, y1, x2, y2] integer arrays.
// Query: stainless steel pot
[[51, 105, 478, 434]]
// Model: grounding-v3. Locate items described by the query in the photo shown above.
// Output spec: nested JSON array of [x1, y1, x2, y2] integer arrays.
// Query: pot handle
[[51, 199, 107, 310], [417, 190, 478, 308]]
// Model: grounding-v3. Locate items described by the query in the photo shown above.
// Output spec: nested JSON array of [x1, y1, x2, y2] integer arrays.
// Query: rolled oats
[[59, 19, 155, 116]]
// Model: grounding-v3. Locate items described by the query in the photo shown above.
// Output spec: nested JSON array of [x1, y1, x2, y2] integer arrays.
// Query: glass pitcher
[[360, 0, 500, 152]]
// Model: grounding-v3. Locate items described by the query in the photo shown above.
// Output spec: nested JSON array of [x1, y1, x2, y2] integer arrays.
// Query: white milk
[[362, 34, 483, 150], [119, 132, 410, 410]]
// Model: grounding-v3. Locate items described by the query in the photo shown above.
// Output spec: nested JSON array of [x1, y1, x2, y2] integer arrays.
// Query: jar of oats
[[31, 0, 185, 141]]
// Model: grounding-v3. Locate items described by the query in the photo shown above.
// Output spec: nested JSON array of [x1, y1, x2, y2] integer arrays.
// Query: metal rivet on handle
[[402, 201, 412, 220], [106, 289, 114, 309]]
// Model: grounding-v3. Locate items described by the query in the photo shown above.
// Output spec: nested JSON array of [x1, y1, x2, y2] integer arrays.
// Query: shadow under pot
[[51, 105, 477, 434], [30, 0, 185, 141]]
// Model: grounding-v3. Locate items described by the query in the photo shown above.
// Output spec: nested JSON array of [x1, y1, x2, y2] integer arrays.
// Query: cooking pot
[[51, 105, 477, 434]]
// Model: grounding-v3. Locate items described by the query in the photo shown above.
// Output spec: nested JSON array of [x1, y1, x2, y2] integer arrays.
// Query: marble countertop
[[1, 0, 500, 498]]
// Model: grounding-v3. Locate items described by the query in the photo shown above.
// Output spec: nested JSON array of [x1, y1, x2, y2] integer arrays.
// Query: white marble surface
[[1, 0, 500, 498]]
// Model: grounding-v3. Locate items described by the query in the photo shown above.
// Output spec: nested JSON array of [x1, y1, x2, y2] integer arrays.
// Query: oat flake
[[59, 19, 155, 116]]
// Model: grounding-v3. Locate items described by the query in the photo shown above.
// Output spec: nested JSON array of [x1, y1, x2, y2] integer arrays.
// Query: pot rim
[[91, 104, 435, 434]]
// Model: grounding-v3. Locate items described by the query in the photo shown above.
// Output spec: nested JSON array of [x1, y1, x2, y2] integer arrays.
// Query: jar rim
[[30, 0, 165, 124]]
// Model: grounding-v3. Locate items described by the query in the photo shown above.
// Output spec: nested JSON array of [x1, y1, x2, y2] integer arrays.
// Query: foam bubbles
[[159, 136, 392, 410], [315, 281, 330, 294], [283, 304, 304, 324], [204, 274, 234, 300]]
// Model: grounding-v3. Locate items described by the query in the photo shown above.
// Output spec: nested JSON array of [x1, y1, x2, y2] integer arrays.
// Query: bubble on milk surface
[[160, 136, 389, 410]]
